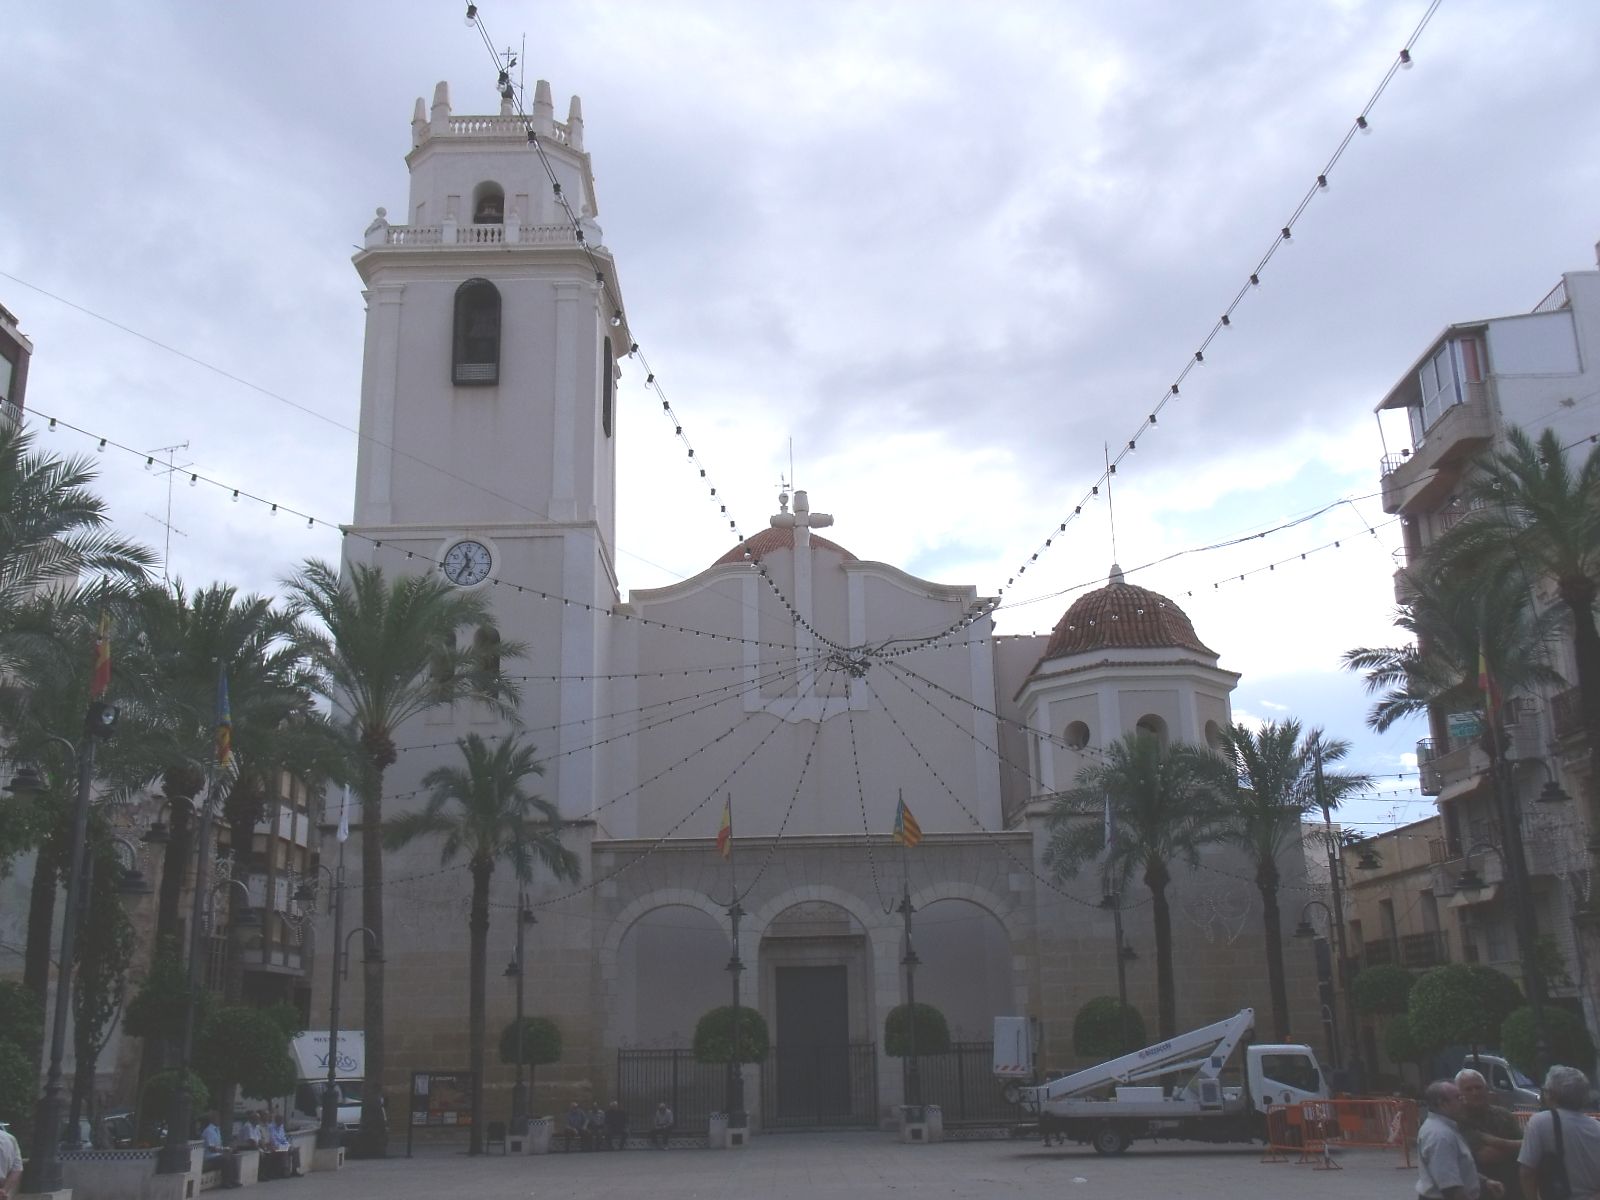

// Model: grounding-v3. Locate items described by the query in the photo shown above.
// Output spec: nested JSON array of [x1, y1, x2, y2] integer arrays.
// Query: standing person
[[588, 1104, 606, 1151], [1417, 1079, 1504, 1200], [0, 1123, 23, 1200], [650, 1101, 674, 1149], [562, 1101, 587, 1152], [1519, 1065, 1600, 1200], [604, 1101, 628, 1150], [1457, 1068, 1525, 1200]]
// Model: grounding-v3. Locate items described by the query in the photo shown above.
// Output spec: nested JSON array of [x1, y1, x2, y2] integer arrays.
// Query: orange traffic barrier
[[1262, 1098, 1417, 1169]]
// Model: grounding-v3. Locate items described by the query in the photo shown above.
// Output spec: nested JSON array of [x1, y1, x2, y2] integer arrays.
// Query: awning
[[1446, 884, 1500, 909]]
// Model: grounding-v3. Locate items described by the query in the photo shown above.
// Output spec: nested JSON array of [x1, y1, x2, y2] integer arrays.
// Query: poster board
[[406, 1070, 474, 1156]]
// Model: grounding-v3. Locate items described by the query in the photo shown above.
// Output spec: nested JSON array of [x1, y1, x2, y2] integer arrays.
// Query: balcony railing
[[1552, 686, 1584, 740], [1356, 931, 1450, 971]]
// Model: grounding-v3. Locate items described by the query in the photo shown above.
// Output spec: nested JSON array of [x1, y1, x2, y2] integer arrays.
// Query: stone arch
[[1135, 712, 1168, 746], [905, 881, 1024, 1034], [1064, 719, 1090, 750], [601, 889, 730, 1051], [471, 180, 505, 224]]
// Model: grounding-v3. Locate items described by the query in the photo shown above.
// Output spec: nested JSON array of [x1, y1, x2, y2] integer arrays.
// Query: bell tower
[[345, 79, 627, 817]]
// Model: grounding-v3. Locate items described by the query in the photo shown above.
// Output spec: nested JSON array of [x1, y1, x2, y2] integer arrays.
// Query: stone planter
[[925, 1105, 944, 1142], [526, 1117, 553, 1154], [898, 1105, 929, 1145], [708, 1113, 728, 1148]]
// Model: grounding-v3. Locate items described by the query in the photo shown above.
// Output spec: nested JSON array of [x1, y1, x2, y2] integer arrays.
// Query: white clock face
[[442, 540, 492, 586]]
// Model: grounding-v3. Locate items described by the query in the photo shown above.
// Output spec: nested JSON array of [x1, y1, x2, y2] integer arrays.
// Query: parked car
[[1460, 1054, 1541, 1110], [59, 1109, 139, 1149]]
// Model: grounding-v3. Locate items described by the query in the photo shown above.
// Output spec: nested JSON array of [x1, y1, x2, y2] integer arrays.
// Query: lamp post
[[1312, 737, 1360, 1078], [294, 856, 344, 1151], [504, 893, 534, 1132], [897, 881, 921, 1112], [1100, 890, 1137, 1050], [156, 774, 222, 1175], [725, 896, 746, 1128], [13, 703, 114, 1195], [1293, 899, 1341, 1070]]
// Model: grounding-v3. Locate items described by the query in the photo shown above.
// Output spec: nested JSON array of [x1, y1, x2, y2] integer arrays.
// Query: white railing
[[374, 222, 580, 248], [1533, 279, 1569, 314], [445, 114, 569, 144]]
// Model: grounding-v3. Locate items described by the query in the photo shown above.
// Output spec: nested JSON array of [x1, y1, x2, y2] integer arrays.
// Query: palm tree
[[1428, 426, 1600, 847], [283, 559, 524, 1157], [382, 733, 577, 1155], [1343, 556, 1562, 734], [1207, 720, 1371, 1040], [0, 423, 153, 667], [1045, 734, 1224, 1039]]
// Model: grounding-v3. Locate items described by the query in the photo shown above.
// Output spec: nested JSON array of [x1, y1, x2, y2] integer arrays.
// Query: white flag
[[337, 785, 350, 843]]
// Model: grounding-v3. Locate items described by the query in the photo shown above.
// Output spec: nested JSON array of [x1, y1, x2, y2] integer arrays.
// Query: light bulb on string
[[1356, 115, 1371, 133], [1399, 48, 1413, 69], [463, 3, 478, 26]]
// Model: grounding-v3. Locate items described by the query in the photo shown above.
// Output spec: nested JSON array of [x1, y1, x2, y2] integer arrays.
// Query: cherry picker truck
[[994, 1007, 1329, 1154]]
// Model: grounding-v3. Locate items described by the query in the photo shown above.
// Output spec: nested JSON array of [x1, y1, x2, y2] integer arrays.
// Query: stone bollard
[[899, 1104, 929, 1145], [527, 1118, 553, 1154], [925, 1104, 944, 1142]]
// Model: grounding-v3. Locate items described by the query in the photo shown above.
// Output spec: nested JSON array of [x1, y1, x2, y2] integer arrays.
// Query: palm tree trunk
[[1146, 860, 1176, 1039], [468, 860, 491, 1156], [1257, 863, 1290, 1041], [23, 849, 57, 1009], [360, 766, 388, 1157], [1564, 587, 1600, 881]]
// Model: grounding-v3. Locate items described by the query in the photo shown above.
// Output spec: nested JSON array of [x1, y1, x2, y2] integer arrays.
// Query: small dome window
[[1064, 721, 1090, 750], [472, 182, 505, 225], [452, 278, 501, 386], [1204, 720, 1226, 752], [1135, 714, 1168, 747]]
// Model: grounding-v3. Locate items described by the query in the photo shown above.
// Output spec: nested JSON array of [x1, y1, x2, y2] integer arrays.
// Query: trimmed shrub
[[1352, 965, 1415, 1016], [1502, 1006, 1596, 1078], [498, 1016, 563, 1067], [1072, 996, 1148, 1059], [692, 1006, 770, 1064], [884, 1003, 952, 1057]]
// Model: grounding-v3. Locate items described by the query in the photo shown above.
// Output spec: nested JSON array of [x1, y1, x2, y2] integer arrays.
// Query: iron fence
[[906, 1042, 1014, 1125], [614, 1049, 726, 1134], [760, 1043, 878, 1128]]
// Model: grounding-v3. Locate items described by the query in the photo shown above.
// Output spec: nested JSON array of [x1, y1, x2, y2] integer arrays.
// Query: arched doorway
[[758, 900, 877, 1126], [615, 904, 727, 1046]]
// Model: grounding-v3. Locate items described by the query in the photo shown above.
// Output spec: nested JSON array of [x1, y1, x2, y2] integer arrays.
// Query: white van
[[1460, 1054, 1541, 1110], [290, 1031, 366, 1132]]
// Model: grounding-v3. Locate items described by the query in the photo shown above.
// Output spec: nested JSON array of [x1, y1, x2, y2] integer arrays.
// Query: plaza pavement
[[302, 1132, 1412, 1200]]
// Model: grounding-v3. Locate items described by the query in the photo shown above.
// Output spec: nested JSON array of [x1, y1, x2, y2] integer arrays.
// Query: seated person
[[201, 1112, 241, 1188], [562, 1101, 587, 1152], [588, 1106, 606, 1150], [264, 1111, 300, 1179]]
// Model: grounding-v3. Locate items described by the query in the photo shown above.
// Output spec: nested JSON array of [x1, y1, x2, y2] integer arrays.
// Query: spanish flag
[[88, 611, 111, 699], [893, 797, 922, 848], [215, 669, 233, 769], [716, 796, 732, 859], [1478, 638, 1502, 717]]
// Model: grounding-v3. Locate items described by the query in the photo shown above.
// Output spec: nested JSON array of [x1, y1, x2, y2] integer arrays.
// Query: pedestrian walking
[[1518, 1065, 1600, 1200]]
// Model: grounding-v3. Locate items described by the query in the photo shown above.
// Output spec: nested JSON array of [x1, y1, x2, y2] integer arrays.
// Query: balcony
[[1356, 931, 1450, 971], [1417, 737, 1489, 800], [1379, 380, 1497, 515], [1552, 686, 1584, 741]]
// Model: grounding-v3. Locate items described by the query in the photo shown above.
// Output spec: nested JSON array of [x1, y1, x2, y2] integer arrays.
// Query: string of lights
[[844, 691, 894, 911], [731, 676, 831, 905], [392, 657, 816, 756], [980, 1, 1443, 625]]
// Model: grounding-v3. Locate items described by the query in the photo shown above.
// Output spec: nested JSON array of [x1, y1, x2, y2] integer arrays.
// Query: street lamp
[[1455, 826, 1549, 1072], [293, 853, 349, 1152], [505, 894, 535, 1132], [1294, 899, 1341, 1070], [155, 777, 224, 1176], [1100, 891, 1136, 1051], [14, 699, 118, 1195], [726, 895, 747, 1129]]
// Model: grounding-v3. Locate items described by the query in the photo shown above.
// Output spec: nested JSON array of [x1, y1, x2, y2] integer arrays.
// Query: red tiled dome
[[1042, 565, 1213, 660], [713, 525, 857, 567]]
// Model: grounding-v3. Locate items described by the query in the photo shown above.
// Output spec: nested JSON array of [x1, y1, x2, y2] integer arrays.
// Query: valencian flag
[[215, 669, 233, 769], [716, 796, 732, 859], [892, 796, 922, 848], [89, 611, 112, 699]]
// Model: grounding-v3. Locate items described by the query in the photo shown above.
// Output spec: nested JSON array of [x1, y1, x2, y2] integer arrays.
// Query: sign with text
[[1447, 712, 1482, 739], [410, 1071, 473, 1127]]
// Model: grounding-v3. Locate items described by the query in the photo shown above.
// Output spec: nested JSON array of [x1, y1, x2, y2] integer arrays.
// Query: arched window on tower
[[471, 182, 505, 225], [1135, 713, 1168, 747], [453, 279, 501, 386], [601, 337, 614, 438], [472, 624, 502, 680]]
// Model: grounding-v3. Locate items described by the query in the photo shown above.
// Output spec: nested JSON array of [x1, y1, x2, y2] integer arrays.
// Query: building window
[[1063, 720, 1090, 750], [472, 624, 502, 679], [472, 182, 505, 224], [1134, 713, 1167, 746], [453, 279, 501, 386], [601, 337, 614, 438]]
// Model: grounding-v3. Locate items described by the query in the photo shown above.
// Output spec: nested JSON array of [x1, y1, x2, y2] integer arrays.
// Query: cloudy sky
[[5, 0, 1599, 838]]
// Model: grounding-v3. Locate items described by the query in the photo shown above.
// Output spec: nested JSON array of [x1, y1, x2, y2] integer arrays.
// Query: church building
[[321, 79, 1322, 1133]]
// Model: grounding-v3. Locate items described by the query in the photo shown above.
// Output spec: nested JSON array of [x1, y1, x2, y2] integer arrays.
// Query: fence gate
[[760, 1044, 878, 1128], [909, 1042, 1014, 1125], [614, 1049, 724, 1135]]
